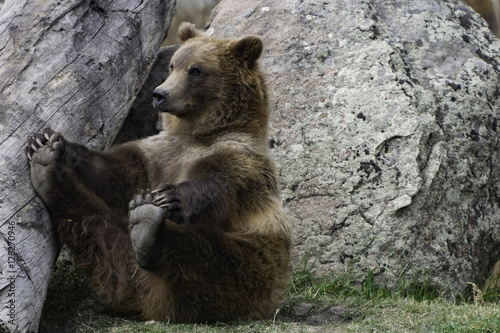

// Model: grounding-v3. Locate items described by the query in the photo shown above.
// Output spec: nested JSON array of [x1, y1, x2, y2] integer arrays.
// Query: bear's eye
[[189, 67, 201, 76], [169, 64, 174, 73]]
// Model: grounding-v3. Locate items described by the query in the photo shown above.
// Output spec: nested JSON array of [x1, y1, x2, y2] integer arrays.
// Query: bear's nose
[[152, 89, 169, 109]]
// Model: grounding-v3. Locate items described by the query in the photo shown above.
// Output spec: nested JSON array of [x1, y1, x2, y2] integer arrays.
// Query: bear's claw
[[25, 128, 61, 163], [152, 183, 185, 224]]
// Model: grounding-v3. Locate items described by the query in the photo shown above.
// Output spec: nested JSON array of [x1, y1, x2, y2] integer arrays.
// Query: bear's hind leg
[[141, 221, 291, 323], [27, 129, 124, 223], [26, 131, 143, 314]]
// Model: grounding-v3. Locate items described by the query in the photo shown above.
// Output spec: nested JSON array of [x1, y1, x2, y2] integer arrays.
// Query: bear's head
[[153, 23, 269, 140]]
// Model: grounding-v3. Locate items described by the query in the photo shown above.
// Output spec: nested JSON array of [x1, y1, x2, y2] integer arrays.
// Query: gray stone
[[163, 0, 221, 45], [206, 0, 500, 294]]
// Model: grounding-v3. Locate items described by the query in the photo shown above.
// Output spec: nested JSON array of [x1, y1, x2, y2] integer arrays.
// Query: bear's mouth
[[152, 103, 170, 113], [152, 101, 177, 114], [152, 93, 187, 115], [155, 106, 171, 113], [155, 105, 187, 117]]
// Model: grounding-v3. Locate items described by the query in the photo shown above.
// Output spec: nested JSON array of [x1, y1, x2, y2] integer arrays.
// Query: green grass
[[40, 255, 500, 333], [283, 258, 441, 309]]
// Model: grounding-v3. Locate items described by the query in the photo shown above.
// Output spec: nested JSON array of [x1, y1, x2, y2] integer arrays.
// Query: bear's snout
[[152, 88, 169, 109]]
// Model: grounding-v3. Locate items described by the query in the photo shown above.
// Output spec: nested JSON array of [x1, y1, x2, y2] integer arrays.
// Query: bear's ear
[[178, 22, 205, 43], [231, 36, 263, 66]]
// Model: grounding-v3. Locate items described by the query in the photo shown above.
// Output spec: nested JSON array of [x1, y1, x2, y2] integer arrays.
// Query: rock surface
[[162, 0, 220, 45], [207, 0, 500, 293]]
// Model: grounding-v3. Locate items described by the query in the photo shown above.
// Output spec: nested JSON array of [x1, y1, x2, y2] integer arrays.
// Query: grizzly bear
[[25, 22, 292, 323]]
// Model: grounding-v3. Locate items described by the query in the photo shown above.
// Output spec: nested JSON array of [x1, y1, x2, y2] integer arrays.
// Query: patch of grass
[[68, 318, 316, 333], [284, 259, 441, 309], [339, 297, 500, 333], [40, 254, 500, 333], [39, 257, 112, 332], [393, 269, 441, 301], [40, 258, 103, 322]]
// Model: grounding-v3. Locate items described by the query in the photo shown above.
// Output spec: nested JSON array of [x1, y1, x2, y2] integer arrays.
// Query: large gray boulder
[[207, 0, 500, 294]]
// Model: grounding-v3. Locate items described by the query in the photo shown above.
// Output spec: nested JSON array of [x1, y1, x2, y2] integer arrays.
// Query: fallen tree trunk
[[0, 0, 175, 331]]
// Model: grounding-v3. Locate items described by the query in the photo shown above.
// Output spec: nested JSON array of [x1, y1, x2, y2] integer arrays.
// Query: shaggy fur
[[26, 23, 291, 323]]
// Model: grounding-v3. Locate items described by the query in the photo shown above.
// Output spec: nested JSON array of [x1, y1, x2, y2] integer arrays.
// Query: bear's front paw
[[152, 184, 186, 224], [129, 190, 165, 269], [25, 128, 64, 201]]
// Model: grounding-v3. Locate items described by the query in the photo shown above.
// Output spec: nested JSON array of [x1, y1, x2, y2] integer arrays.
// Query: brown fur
[[465, 0, 500, 37], [26, 23, 291, 323]]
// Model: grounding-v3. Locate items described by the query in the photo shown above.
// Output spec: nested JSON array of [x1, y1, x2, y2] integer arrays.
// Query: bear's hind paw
[[25, 128, 62, 165], [129, 190, 165, 269], [26, 128, 64, 201]]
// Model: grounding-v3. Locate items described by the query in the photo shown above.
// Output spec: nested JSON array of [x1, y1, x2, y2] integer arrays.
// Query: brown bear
[[25, 22, 292, 323]]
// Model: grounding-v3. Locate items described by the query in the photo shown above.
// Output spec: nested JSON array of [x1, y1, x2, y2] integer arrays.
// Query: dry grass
[[40, 257, 500, 333]]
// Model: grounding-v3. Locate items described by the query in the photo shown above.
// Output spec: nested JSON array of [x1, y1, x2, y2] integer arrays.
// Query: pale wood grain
[[0, 0, 175, 331]]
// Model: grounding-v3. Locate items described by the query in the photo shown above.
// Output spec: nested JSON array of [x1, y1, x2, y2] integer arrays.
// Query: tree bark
[[0, 0, 175, 332]]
